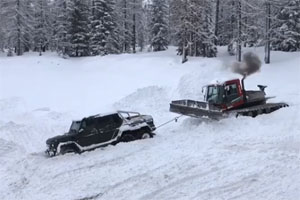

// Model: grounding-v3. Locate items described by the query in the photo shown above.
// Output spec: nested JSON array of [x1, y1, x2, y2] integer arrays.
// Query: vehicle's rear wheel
[[252, 111, 258, 118], [141, 132, 151, 139], [248, 111, 257, 118], [121, 134, 135, 142]]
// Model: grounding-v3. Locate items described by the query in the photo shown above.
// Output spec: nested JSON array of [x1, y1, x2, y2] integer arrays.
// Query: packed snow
[[0, 47, 299, 200]]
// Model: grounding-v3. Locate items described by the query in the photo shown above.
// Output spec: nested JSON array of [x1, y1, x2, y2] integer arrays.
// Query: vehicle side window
[[225, 83, 239, 102], [111, 114, 122, 128], [94, 114, 122, 132], [85, 119, 95, 130], [80, 120, 86, 130], [96, 117, 110, 130], [225, 84, 238, 95], [79, 118, 96, 135]]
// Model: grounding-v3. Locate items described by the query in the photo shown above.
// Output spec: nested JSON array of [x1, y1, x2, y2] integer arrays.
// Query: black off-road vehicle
[[45, 111, 156, 157]]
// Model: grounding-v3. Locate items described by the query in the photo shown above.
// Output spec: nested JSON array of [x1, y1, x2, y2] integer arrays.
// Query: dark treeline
[[0, 0, 299, 62]]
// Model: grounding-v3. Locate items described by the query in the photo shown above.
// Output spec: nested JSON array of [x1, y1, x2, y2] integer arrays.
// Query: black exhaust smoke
[[231, 52, 262, 102], [231, 52, 262, 77]]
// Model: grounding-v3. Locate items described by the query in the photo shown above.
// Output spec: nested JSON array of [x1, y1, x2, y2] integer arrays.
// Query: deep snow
[[0, 47, 299, 200]]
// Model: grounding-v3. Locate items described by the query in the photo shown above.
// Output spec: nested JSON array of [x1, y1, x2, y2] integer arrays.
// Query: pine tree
[[272, 0, 300, 51], [66, 0, 90, 57], [105, 4, 122, 54], [150, 0, 169, 51], [115, 0, 131, 52], [0, 0, 33, 55], [137, 4, 147, 52], [52, 0, 69, 56], [89, 0, 117, 56], [169, 0, 185, 57], [201, 0, 217, 57], [242, 0, 264, 48], [115, 0, 145, 53], [0, 1, 7, 52], [33, 0, 53, 55], [217, 0, 236, 46], [170, 0, 216, 60], [0, 27, 5, 52]]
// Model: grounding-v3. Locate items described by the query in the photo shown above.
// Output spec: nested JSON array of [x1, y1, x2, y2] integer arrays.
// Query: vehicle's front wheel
[[60, 144, 79, 155], [46, 148, 57, 157]]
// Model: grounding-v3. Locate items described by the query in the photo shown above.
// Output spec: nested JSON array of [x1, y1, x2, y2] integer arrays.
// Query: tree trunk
[[237, 0, 242, 62], [264, 1, 271, 64], [16, 0, 22, 56], [92, 0, 95, 16], [132, 0, 136, 53], [123, 0, 129, 52], [182, 0, 188, 63], [214, 0, 220, 45]]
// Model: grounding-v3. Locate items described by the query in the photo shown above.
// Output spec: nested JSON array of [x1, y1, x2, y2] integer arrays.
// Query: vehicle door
[[206, 85, 225, 108], [96, 114, 122, 143], [76, 118, 100, 147], [225, 83, 243, 108]]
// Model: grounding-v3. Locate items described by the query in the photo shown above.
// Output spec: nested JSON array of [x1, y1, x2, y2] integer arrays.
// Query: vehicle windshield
[[206, 85, 224, 104], [68, 121, 81, 134]]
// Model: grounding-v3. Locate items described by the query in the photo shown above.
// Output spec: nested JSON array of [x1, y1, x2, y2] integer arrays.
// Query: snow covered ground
[[0, 47, 299, 200]]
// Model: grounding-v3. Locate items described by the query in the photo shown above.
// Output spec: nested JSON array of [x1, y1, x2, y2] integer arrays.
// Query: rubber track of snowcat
[[231, 103, 289, 117]]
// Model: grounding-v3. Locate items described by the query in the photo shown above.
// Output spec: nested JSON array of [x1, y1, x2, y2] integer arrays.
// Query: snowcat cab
[[203, 79, 245, 111]]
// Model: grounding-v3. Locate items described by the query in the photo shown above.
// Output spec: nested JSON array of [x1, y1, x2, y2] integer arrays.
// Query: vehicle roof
[[207, 78, 240, 86], [92, 111, 118, 118], [82, 110, 141, 120]]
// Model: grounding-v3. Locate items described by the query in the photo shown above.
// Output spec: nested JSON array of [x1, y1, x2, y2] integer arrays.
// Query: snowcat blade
[[169, 100, 225, 119]]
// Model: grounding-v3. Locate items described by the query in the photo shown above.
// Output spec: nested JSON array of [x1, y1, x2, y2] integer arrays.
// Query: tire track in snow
[[139, 167, 220, 200], [191, 174, 259, 200]]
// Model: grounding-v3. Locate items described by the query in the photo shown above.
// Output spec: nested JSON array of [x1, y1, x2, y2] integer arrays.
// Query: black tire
[[140, 132, 151, 139], [121, 134, 135, 142], [258, 110, 263, 115], [247, 111, 257, 118], [46, 148, 57, 157], [252, 111, 258, 118], [60, 144, 79, 155]]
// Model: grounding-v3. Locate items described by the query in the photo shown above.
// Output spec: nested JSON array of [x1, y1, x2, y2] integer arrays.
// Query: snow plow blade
[[169, 100, 225, 119]]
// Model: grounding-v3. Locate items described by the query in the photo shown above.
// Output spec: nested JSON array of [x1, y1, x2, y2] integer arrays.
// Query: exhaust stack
[[241, 75, 247, 102]]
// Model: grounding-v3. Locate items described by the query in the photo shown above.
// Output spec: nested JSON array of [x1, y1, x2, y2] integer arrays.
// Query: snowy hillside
[[0, 47, 300, 200]]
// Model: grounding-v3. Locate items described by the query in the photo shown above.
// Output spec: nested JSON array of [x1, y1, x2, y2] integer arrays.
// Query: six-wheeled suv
[[45, 111, 156, 157]]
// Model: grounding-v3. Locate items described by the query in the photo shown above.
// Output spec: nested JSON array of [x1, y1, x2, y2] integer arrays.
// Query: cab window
[[225, 83, 239, 102], [206, 86, 224, 104]]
